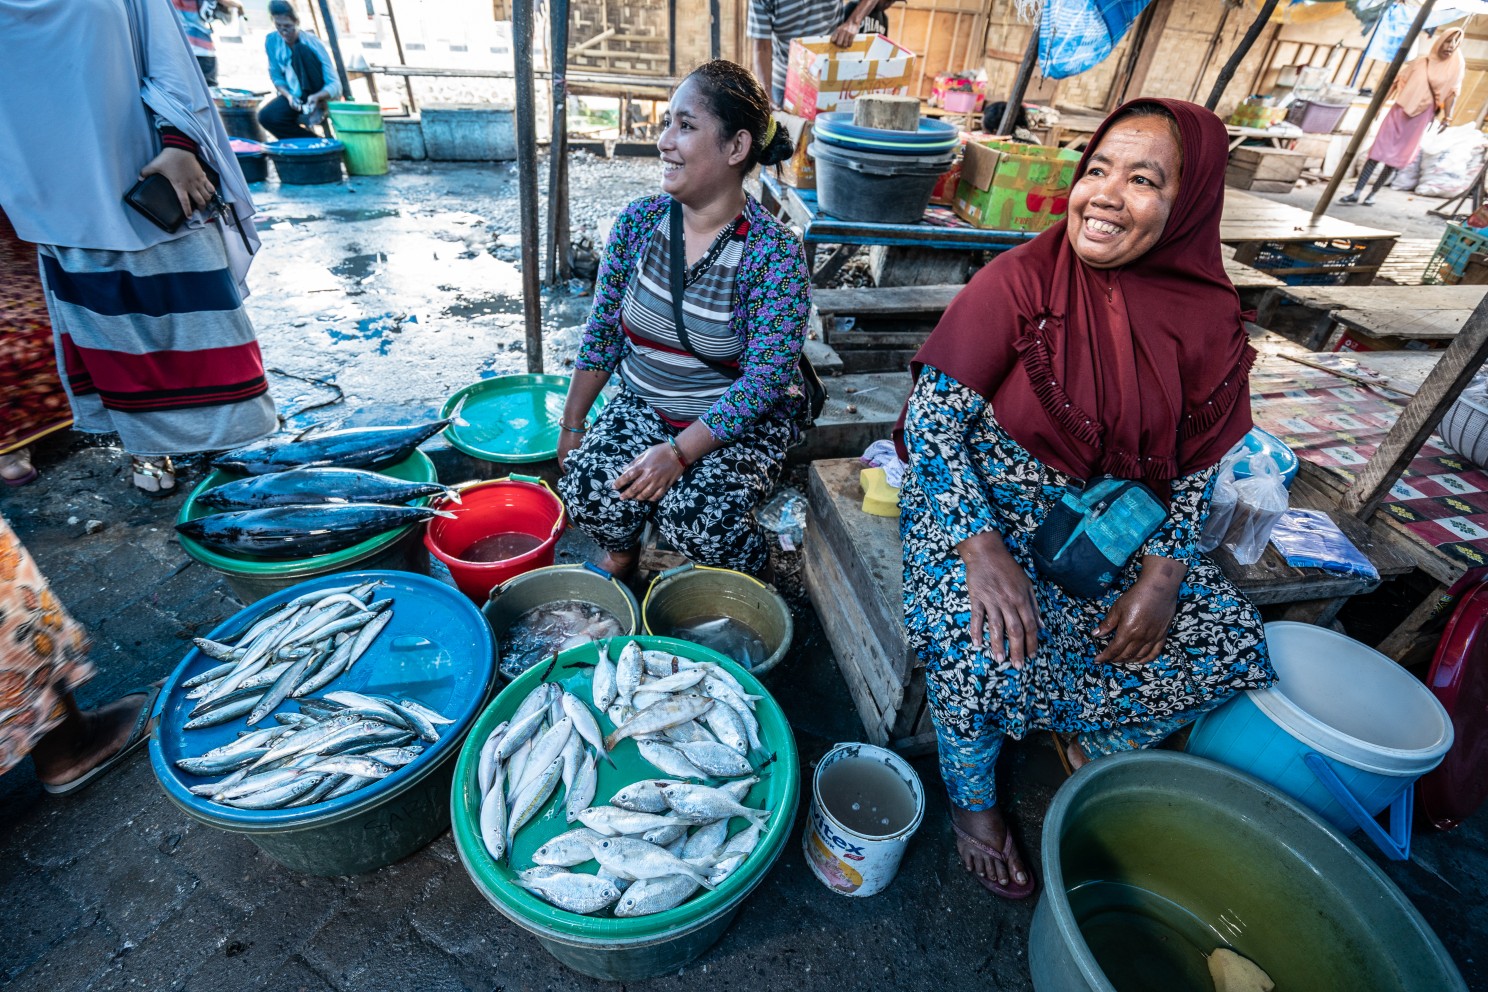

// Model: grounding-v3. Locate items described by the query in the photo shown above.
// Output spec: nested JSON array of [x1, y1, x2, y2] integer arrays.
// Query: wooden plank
[[1330, 307, 1471, 341], [1284, 350, 1437, 397], [1339, 291, 1488, 519], [806, 460, 914, 683], [803, 527, 892, 746], [827, 326, 932, 349], [1222, 244, 1284, 289], [813, 284, 962, 319], [1220, 188, 1400, 244], [888, 663, 926, 740]]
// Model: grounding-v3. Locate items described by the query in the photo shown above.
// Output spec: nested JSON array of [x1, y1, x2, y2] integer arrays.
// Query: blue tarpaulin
[[1039, 0, 1154, 80]]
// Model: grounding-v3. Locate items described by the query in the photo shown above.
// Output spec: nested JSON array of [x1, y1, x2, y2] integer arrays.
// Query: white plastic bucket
[[803, 742, 924, 898], [1188, 622, 1453, 834]]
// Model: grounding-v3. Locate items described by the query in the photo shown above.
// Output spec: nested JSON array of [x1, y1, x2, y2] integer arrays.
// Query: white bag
[[1198, 449, 1243, 554]]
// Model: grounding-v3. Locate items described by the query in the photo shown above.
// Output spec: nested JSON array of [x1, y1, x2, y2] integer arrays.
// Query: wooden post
[[668, 0, 677, 77], [997, 13, 1041, 137], [1204, 0, 1279, 111], [1312, 0, 1437, 225], [547, 0, 572, 286], [1339, 287, 1488, 520], [514, 0, 545, 373], [710, 0, 721, 60], [384, 0, 417, 114], [315, 0, 355, 101]]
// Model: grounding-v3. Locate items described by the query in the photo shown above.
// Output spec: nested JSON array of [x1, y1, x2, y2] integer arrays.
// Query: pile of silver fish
[[183, 582, 393, 729], [475, 641, 771, 917], [180, 419, 462, 560], [499, 600, 625, 680], [177, 691, 451, 809]]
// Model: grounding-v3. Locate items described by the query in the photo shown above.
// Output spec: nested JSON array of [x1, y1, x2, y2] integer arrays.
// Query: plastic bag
[[1198, 448, 1244, 553], [1267, 509, 1379, 580], [1222, 455, 1289, 565], [757, 487, 807, 550], [1416, 124, 1488, 197], [1391, 149, 1423, 191]]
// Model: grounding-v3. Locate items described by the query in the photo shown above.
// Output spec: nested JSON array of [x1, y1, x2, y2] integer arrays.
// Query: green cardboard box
[[951, 140, 1080, 233]]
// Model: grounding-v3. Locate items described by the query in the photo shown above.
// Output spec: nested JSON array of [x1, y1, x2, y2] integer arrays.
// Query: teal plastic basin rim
[[439, 374, 604, 463]]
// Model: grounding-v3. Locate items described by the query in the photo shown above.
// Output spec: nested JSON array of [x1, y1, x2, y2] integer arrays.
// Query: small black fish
[[176, 504, 454, 559], [212, 420, 453, 475], [196, 467, 461, 511]]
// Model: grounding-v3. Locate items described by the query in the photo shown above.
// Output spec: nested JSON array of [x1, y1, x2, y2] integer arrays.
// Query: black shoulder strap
[[669, 198, 742, 382]]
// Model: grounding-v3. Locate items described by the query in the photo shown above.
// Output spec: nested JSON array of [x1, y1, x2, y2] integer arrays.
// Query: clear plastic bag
[[756, 487, 807, 550], [1268, 509, 1378, 580], [1223, 455, 1289, 565], [1198, 449, 1244, 553]]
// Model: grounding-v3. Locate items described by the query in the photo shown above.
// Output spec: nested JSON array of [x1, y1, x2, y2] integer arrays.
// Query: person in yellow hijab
[[1341, 26, 1466, 205]]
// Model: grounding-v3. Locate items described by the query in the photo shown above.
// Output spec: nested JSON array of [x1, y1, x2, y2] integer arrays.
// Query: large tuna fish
[[176, 504, 453, 559], [196, 467, 461, 511], [211, 420, 453, 475]]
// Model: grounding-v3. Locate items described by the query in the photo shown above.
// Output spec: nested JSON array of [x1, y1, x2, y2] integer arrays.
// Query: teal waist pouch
[[1030, 476, 1167, 600]]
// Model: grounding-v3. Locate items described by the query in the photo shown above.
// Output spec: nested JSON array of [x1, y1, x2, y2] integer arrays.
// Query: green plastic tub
[[1028, 752, 1467, 992], [642, 564, 793, 676], [481, 563, 641, 681], [450, 635, 800, 980], [175, 451, 437, 604], [328, 103, 387, 175]]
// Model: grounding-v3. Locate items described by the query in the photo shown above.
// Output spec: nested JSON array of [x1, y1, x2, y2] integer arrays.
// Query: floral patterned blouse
[[575, 192, 811, 442]]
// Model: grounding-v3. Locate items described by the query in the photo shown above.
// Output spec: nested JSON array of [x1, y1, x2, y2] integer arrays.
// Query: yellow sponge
[[859, 467, 901, 517]]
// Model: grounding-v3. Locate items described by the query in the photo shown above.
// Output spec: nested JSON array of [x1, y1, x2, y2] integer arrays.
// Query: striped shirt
[[748, 0, 845, 103], [171, 0, 214, 56], [617, 217, 748, 425]]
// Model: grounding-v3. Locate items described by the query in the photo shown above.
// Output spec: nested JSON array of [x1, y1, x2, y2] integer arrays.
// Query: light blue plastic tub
[[1188, 622, 1452, 857]]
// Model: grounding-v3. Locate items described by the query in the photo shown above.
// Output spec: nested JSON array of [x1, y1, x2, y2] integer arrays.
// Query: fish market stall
[[450, 636, 798, 980], [150, 570, 496, 875]]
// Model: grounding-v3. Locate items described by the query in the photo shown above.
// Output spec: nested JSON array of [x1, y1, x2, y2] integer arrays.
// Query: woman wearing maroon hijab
[[898, 99, 1274, 898]]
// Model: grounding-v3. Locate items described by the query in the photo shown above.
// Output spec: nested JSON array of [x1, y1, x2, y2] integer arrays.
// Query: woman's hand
[[557, 428, 584, 472], [140, 147, 215, 217], [1093, 556, 1184, 666], [958, 531, 1039, 669], [614, 443, 684, 502]]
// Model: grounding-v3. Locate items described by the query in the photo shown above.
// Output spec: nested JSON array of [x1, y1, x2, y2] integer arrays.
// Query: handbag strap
[[669, 199, 743, 382]]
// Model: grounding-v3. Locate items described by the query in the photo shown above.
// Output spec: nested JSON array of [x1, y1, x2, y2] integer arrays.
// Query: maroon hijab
[[903, 98, 1254, 495]]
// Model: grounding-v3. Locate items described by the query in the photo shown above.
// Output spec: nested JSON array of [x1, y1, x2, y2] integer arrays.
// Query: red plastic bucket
[[424, 475, 566, 602]]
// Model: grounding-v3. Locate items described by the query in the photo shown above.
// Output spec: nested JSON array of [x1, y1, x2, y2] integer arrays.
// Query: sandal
[[130, 455, 176, 495], [951, 817, 1037, 900], [1, 447, 37, 487], [41, 683, 162, 796]]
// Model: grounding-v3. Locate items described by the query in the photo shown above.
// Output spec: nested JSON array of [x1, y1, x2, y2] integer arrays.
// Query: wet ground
[[1, 160, 1486, 992]]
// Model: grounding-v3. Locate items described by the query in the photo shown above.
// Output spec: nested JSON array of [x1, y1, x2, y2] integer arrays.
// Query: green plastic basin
[[450, 635, 799, 980], [175, 450, 438, 603], [441, 374, 606, 465]]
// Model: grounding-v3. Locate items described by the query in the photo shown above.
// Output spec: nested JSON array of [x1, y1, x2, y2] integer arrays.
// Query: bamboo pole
[[315, 0, 354, 100], [515, 0, 545, 372], [997, 12, 1040, 137], [384, 0, 416, 113], [547, 0, 572, 286], [1311, 0, 1437, 224], [1204, 0, 1280, 111]]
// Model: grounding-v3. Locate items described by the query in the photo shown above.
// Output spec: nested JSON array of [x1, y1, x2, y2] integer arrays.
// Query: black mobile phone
[[124, 173, 187, 232]]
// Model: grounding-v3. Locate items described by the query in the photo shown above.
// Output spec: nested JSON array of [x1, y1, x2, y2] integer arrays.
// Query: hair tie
[[763, 118, 779, 147]]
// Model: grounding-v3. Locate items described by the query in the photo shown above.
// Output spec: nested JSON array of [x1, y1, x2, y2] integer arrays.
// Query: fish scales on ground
[[211, 419, 455, 475], [195, 466, 461, 511], [471, 644, 775, 916], [176, 504, 453, 560]]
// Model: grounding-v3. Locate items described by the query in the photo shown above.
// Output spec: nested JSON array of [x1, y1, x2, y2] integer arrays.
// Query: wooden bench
[[1221, 189, 1399, 287], [1254, 284, 1487, 349]]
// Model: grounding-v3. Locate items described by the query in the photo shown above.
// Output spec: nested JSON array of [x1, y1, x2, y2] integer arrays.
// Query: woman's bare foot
[[596, 547, 639, 580], [1065, 736, 1090, 771], [950, 803, 1031, 890], [30, 692, 150, 789]]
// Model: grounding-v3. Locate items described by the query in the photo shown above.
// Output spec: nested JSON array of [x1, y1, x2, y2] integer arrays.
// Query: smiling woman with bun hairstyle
[[556, 60, 812, 580]]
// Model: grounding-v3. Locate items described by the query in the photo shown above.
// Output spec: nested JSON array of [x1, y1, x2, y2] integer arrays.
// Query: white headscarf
[[0, 0, 260, 291]]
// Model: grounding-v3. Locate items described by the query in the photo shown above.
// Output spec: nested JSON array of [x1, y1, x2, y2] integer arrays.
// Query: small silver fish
[[577, 806, 681, 837], [565, 751, 598, 823], [615, 641, 644, 708], [592, 641, 617, 712], [609, 778, 683, 814], [635, 739, 709, 780], [604, 696, 714, 751], [661, 784, 767, 825], [480, 774, 508, 863], [531, 827, 604, 867], [561, 691, 611, 765], [673, 741, 753, 778], [590, 836, 714, 888], [516, 869, 622, 915], [614, 875, 699, 917]]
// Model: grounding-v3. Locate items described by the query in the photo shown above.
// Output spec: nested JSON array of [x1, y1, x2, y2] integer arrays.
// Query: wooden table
[[1222, 244, 1284, 291], [760, 172, 1035, 284], [1329, 307, 1472, 344], [1220, 189, 1400, 286], [1255, 284, 1487, 348]]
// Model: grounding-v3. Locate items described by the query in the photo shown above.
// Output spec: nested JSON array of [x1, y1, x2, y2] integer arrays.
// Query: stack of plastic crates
[[1250, 239, 1368, 286], [1423, 223, 1488, 284]]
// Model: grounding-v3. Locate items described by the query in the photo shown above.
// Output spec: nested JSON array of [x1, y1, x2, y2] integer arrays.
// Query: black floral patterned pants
[[558, 388, 792, 575]]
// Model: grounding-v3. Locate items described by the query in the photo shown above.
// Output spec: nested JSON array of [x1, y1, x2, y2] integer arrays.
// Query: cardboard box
[[929, 160, 961, 206], [775, 113, 815, 189], [783, 34, 917, 121], [951, 140, 1080, 232]]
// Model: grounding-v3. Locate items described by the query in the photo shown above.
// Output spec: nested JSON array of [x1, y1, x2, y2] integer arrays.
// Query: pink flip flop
[[951, 818, 1037, 900]]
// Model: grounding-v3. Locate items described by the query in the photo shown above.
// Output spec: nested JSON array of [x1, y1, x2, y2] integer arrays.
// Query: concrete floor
[[1, 161, 1485, 992]]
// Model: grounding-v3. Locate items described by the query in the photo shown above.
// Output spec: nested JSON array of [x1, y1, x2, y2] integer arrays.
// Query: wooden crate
[[803, 459, 933, 754], [1225, 147, 1308, 192]]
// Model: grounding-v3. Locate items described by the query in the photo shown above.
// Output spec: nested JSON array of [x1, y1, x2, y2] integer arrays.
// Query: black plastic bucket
[[217, 104, 265, 142], [269, 138, 345, 185], [809, 141, 955, 224]]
